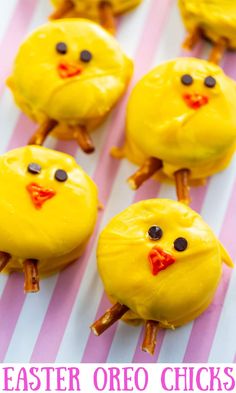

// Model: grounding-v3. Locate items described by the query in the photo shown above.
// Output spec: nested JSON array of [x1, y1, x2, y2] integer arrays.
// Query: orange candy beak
[[58, 61, 83, 79], [183, 93, 209, 110], [148, 246, 176, 276], [26, 183, 56, 209]]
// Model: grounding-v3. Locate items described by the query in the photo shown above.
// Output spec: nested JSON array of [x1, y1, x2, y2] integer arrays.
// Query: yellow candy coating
[[7, 19, 133, 138], [179, 0, 236, 48], [0, 146, 98, 276], [98, 199, 233, 328], [124, 58, 236, 180], [51, 0, 142, 20]]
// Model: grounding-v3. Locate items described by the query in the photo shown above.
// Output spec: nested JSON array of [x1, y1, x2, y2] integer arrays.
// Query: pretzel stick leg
[[0, 252, 11, 272], [28, 119, 58, 146], [182, 27, 201, 51], [174, 168, 191, 205], [128, 157, 163, 190], [99, 1, 116, 35], [209, 37, 228, 65], [142, 320, 160, 355], [23, 259, 40, 293], [91, 303, 129, 336], [49, 0, 75, 20], [71, 125, 95, 154]]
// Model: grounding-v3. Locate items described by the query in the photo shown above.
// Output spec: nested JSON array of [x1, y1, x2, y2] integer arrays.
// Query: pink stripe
[[0, 0, 42, 361], [183, 54, 236, 363], [82, 181, 161, 362], [0, 274, 26, 361], [0, 0, 38, 96], [80, 0, 175, 363], [183, 178, 236, 362], [30, 0, 174, 363], [132, 43, 208, 363], [7, 114, 35, 150]]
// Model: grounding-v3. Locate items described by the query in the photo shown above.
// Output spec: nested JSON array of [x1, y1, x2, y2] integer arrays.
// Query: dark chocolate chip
[[204, 76, 216, 88], [181, 74, 193, 86], [27, 163, 41, 175], [174, 237, 188, 252], [148, 226, 163, 240], [54, 169, 68, 182], [80, 50, 92, 63], [56, 42, 68, 54]]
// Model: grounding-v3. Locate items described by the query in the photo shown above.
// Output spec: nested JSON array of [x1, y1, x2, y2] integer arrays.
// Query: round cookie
[[115, 58, 236, 203], [0, 146, 98, 292], [7, 19, 133, 153], [179, 0, 236, 62], [92, 199, 233, 354]]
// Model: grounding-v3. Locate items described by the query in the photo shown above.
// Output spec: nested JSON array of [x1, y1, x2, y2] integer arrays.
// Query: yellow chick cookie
[[114, 58, 236, 204], [50, 0, 142, 34], [91, 199, 233, 355], [0, 145, 98, 293], [7, 19, 133, 153], [179, 0, 236, 63]]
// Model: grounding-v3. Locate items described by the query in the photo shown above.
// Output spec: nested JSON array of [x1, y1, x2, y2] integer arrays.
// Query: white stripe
[[2, 0, 58, 362], [158, 155, 236, 362], [107, 184, 176, 362], [0, 0, 18, 41], [0, 0, 53, 154], [4, 276, 58, 362], [208, 263, 236, 362], [56, 160, 136, 362]]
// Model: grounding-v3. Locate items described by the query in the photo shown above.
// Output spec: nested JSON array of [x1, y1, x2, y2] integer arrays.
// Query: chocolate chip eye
[[55, 169, 68, 182], [148, 226, 163, 240], [56, 42, 68, 55], [204, 76, 216, 88], [174, 237, 188, 252], [80, 50, 92, 63], [181, 74, 193, 86], [27, 163, 41, 175]]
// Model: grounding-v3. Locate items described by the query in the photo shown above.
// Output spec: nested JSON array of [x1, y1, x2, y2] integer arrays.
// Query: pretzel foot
[[142, 320, 160, 355], [91, 303, 129, 336], [49, 0, 75, 19], [128, 157, 163, 190], [209, 37, 228, 65], [174, 168, 191, 205], [23, 259, 40, 293], [28, 119, 58, 146], [99, 1, 116, 35], [182, 27, 202, 51]]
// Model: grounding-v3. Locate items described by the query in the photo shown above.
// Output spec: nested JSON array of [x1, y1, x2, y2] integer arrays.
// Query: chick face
[[98, 199, 233, 328], [51, 0, 142, 19], [0, 146, 98, 276], [8, 19, 133, 125], [179, 0, 236, 48], [126, 58, 236, 179]]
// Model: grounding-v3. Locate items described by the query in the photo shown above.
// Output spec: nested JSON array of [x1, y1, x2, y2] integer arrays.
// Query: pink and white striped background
[[0, 0, 235, 363]]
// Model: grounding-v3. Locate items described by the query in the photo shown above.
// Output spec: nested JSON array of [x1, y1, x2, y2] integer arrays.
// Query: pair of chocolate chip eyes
[[181, 74, 216, 88], [148, 225, 188, 252], [27, 163, 68, 182], [56, 42, 92, 63]]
